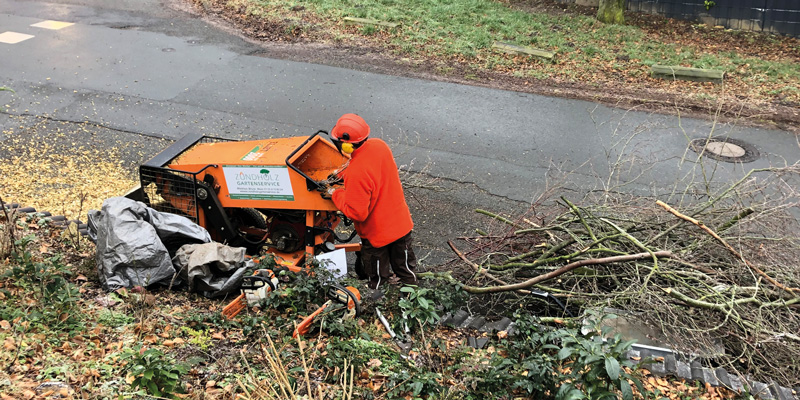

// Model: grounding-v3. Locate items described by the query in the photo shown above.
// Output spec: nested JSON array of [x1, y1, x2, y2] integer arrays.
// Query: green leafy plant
[[320, 337, 400, 372], [121, 346, 188, 398], [181, 326, 212, 351], [97, 309, 135, 328], [555, 312, 644, 400], [262, 268, 331, 316], [473, 311, 643, 399], [398, 285, 440, 330], [388, 368, 444, 399], [704, 0, 716, 10], [419, 276, 468, 315], [0, 239, 81, 331]]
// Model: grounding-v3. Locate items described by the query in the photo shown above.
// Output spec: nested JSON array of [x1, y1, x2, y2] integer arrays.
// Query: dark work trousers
[[357, 231, 418, 289]]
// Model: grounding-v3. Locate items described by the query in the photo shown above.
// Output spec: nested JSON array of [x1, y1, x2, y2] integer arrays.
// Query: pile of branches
[[444, 166, 800, 387]]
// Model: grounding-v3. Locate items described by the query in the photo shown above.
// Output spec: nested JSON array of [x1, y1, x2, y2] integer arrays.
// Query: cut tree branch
[[656, 200, 799, 296], [461, 251, 672, 294]]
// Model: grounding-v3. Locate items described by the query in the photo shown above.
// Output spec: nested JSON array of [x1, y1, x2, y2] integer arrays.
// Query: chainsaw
[[293, 284, 362, 338]]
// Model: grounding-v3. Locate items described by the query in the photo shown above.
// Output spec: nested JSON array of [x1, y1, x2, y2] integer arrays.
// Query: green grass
[[236, 0, 800, 98]]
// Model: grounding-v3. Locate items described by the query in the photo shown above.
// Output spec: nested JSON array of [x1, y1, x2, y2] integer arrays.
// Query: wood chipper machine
[[126, 131, 361, 270], [126, 130, 363, 323]]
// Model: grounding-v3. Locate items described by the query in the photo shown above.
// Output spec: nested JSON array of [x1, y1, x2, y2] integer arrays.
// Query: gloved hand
[[320, 186, 336, 199], [326, 172, 343, 186]]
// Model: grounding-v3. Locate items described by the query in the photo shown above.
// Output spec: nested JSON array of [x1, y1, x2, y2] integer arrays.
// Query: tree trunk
[[597, 0, 625, 24]]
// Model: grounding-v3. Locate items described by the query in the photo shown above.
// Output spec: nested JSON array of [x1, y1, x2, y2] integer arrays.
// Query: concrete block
[[649, 360, 667, 376], [506, 322, 517, 335], [651, 64, 724, 83], [701, 368, 719, 387], [444, 310, 469, 327], [691, 362, 705, 381], [467, 316, 486, 330], [663, 353, 677, 374], [494, 317, 513, 332], [750, 381, 773, 399], [713, 368, 731, 389], [626, 349, 641, 364], [728, 375, 744, 393], [492, 42, 555, 60], [675, 360, 693, 380], [770, 384, 795, 400], [459, 316, 476, 329]]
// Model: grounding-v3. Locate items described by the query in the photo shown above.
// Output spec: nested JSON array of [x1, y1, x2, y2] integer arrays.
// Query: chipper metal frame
[[126, 131, 361, 271]]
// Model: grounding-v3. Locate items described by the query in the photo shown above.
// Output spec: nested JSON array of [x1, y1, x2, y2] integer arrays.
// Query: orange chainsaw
[[293, 284, 361, 338]]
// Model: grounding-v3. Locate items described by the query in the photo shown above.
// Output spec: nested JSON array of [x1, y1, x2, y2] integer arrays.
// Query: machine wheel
[[231, 208, 267, 229], [229, 208, 268, 253]]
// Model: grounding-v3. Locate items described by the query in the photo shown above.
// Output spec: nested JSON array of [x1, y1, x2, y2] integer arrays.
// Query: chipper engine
[[126, 130, 362, 320]]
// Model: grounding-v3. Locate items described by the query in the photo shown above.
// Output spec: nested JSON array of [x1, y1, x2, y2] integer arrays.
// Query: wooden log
[[651, 64, 724, 83], [342, 17, 399, 29], [492, 41, 555, 60]]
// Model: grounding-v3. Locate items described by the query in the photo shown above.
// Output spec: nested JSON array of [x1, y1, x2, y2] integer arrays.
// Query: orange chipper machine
[[127, 131, 361, 324]]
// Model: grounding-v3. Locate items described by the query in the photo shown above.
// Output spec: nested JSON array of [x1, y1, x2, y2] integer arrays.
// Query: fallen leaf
[[206, 380, 217, 388], [0, 320, 10, 330]]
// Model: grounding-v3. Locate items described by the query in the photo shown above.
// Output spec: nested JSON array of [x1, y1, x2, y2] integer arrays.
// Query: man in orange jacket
[[323, 113, 418, 290]]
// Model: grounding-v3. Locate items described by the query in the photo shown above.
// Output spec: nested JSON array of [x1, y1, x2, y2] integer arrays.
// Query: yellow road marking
[[31, 20, 75, 30]]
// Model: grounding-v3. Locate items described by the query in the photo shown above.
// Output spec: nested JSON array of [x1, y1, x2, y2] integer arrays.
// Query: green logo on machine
[[241, 146, 262, 161]]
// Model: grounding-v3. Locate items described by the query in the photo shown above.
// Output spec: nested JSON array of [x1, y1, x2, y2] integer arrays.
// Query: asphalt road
[[2, 0, 799, 262]]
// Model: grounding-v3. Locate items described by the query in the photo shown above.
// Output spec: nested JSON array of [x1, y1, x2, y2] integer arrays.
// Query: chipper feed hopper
[[127, 131, 359, 270]]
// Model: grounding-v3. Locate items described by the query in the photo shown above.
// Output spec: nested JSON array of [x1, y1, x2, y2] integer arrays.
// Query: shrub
[[0, 237, 81, 332], [474, 311, 643, 399], [398, 285, 440, 330], [121, 346, 188, 398]]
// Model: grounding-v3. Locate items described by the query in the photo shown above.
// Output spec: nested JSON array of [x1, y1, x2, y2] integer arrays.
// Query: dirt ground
[[175, 0, 800, 133]]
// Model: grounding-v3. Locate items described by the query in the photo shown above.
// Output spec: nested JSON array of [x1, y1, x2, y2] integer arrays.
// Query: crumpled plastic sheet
[[173, 242, 253, 299], [87, 196, 211, 291]]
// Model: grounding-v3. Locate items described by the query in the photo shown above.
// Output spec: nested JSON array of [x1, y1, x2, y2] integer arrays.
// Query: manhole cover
[[689, 137, 759, 163]]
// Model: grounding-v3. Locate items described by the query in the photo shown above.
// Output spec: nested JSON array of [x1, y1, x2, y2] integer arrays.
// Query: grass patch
[[221, 0, 800, 104]]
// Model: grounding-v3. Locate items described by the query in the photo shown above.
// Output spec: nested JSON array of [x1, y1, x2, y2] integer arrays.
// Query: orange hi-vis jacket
[[331, 138, 413, 248]]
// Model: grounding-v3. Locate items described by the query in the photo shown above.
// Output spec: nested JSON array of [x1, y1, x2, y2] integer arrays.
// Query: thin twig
[[656, 200, 799, 296]]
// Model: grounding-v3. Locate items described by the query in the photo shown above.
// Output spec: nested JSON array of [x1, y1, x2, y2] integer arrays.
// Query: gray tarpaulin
[[173, 242, 251, 298], [88, 197, 212, 291]]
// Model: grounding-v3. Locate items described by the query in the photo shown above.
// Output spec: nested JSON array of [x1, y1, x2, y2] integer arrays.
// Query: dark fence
[[625, 0, 800, 37]]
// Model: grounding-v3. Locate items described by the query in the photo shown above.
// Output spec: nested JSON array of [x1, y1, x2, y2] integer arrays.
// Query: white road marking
[[0, 32, 34, 44]]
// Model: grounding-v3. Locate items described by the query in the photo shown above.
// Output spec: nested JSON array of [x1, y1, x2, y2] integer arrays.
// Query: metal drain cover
[[689, 137, 759, 163]]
